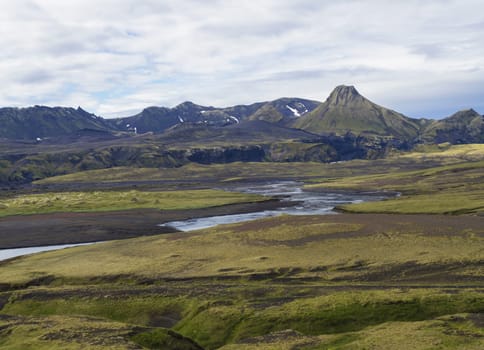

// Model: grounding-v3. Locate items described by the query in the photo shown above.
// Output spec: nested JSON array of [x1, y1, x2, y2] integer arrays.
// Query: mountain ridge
[[0, 106, 112, 140], [421, 108, 484, 144], [0, 86, 482, 146], [1, 87, 483, 186]]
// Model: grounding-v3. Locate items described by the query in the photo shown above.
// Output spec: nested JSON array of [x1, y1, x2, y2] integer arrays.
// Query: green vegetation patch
[[132, 328, 203, 350], [3, 288, 482, 349], [307, 157, 484, 215], [339, 190, 484, 215], [33, 144, 484, 192], [0, 213, 482, 285], [0, 209, 482, 349], [2, 294, 197, 328], [219, 314, 484, 350], [229, 290, 483, 339], [307, 160, 484, 193], [0, 314, 200, 350], [182, 289, 484, 347], [34, 162, 338, 184], [0, 189, 265, 217]]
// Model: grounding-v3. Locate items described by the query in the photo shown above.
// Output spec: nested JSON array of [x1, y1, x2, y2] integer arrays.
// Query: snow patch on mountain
[[229, 115, 239, 124], [286, 105, 301, 117]]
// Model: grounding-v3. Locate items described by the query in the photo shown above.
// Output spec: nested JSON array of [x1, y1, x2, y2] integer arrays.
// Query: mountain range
[[1, 85, 482, 145], [1, 85, 483, 185], [0, 97, 319, 140]]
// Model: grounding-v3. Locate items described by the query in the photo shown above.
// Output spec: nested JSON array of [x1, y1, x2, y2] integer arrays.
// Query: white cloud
[[0, 0, 483, 118]]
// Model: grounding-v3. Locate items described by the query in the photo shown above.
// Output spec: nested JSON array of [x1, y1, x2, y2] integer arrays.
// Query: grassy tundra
[[0, 189, 265, 218], [0, 144, 482, 349]]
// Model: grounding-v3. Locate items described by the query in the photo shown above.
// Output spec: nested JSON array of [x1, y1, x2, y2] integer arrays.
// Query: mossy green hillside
[[35, 144, 484, 186], [0, 211, 482, 348], [0, 189, 265, 217], [331, 161, 484, 214], [339, 189, 484, 215], [0, 314, 202, 350], [0, 213, 482, 285], [293, 85, 421, 140], [2, 287, 482, 349], [219, 314, 484, 350], [34, 161, 357, 184], [305, 146, 484, 214], [308, 160, 484, 193], [1, 143, 483, 349]]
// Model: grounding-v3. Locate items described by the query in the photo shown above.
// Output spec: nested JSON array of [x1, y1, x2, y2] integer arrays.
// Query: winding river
[[0, 181, 386, 261], [160, 181, 385, 231]]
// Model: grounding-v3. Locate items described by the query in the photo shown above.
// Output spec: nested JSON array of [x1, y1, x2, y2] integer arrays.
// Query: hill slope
[[421, 109, 484, 144], [0, 106, 113, 140], [161, 120, 319, 144], [293, 85, 421, 140]]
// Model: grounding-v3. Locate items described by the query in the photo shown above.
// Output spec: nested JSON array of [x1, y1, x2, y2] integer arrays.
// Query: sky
[[1, 0, 483, 119]]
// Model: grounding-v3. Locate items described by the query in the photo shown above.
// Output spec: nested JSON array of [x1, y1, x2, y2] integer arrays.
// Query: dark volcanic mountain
[[112, 106, 178, 134], [113, 98, 319, 134], [421, 109, 484, 144], [293, 85, 422, 140], [111, 102, 227, 134], [0, 106, 113, 140], [0, 86, 482, 147], [1, 99, 317, 141], [247, 98, 320, 125]]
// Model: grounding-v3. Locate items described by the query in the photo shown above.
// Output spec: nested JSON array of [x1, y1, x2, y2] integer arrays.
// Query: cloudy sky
[[1, 0, 483, 118]]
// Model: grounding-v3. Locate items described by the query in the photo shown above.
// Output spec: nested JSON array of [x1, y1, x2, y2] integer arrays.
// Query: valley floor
[[0, 144, 483, 349], [0, 211, 482, 349], [0, 199, 285, 249]]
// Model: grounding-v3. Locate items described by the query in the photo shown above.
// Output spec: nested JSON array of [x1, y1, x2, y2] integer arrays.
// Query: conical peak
[[334, 85, 358, 93], [448, 108, 481, 120], [456, 108, 479, 116], [327, 85, 363, 106]]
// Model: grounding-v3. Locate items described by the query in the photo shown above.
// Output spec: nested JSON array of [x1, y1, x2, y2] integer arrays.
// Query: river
[[0, 181, 386, 261], [0, 242, 96, 261], [161, 181, 385, 230]]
